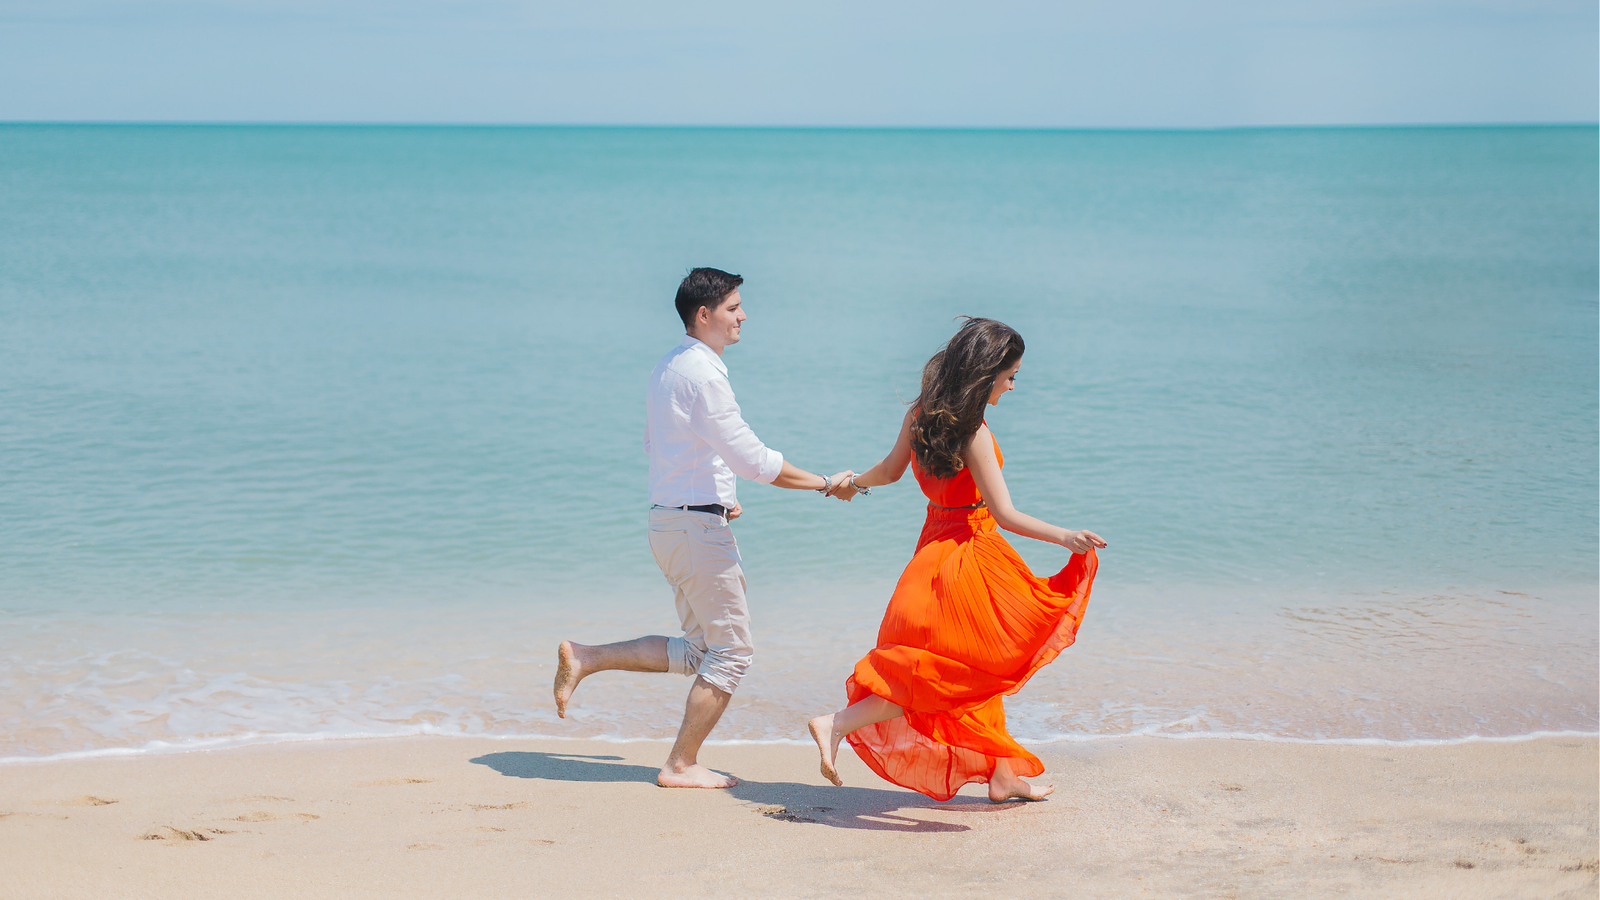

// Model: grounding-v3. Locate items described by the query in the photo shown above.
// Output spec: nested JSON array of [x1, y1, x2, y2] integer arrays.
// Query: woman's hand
[[1059, 530, 1106, 554]]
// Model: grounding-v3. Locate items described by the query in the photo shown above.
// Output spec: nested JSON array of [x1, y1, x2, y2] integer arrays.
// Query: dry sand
[[1, 735, 1593, 899]]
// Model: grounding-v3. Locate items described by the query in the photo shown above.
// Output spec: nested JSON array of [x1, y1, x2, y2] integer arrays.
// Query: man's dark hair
[[675, 267, 744, 329]]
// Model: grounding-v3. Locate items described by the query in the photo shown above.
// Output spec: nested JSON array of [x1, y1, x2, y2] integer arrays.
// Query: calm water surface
[[1, 125, 1594, 758]]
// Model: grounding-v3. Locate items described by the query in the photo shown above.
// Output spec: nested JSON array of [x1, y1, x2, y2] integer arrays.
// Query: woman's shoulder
[[964, 421, 995, 452]]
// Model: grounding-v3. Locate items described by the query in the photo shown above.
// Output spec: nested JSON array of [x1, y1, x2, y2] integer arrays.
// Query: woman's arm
[[830, 407, 916, 500], [964, 425, 1106, 554]]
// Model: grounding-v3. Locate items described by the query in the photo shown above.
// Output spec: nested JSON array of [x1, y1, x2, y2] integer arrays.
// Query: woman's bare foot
[[553, 641, 585, 718], [988, 777, 1054, 803], [808, 714, 843, 786], [656, 764, 738, 789]]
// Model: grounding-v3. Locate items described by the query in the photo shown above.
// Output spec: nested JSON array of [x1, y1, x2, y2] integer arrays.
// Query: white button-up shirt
[[645, 335, 784, 508]]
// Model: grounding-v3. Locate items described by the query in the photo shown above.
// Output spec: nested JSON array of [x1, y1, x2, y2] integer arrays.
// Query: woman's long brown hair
[[910, 318, 1025, 479]]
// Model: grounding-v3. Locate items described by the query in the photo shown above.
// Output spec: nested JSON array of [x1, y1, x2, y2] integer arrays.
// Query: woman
[[813, 317, 1105, 802]]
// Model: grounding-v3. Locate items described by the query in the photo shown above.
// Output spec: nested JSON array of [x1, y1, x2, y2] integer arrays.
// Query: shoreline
[[7, 581, 1592, 760], [3, 733, 1594, 899], [5, 727, 1598, 768]]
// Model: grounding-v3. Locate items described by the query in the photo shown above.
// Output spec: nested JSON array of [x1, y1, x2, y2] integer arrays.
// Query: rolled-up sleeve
[[689, 376, 784, 483]]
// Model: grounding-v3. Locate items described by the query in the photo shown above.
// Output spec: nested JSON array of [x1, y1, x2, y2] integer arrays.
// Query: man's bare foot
[[988, 777, 1054, 803], [553, 641, 585, 718], [656, 764, 738, 789], [808, 714, 843, 786]]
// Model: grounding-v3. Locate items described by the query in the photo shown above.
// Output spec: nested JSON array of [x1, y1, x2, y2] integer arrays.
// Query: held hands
[[824, 471, 858, 502], [1059, 529, 1107, 554]]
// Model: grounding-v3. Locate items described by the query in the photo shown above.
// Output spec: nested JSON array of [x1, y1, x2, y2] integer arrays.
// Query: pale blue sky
[[2, 0, 1595, 126]]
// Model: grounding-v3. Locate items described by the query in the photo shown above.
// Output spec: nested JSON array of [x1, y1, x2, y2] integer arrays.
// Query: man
[[553, 267, 852, 789]]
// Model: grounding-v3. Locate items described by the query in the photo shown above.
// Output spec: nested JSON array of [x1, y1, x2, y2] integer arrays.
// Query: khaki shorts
[[647, 507, 753, 694]]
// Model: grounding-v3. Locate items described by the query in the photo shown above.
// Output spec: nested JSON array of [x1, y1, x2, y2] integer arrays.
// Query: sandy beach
[[1, 734, 1593, 899]]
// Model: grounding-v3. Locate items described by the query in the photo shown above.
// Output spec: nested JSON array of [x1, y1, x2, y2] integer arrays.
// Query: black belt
[[655, 503, 730, 518]]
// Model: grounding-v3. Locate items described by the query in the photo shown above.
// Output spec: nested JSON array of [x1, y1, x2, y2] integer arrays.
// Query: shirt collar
[[680, 334, 728, 376]]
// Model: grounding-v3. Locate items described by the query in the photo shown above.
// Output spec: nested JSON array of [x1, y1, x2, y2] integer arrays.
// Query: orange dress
[[845, 432, 1097, 801]]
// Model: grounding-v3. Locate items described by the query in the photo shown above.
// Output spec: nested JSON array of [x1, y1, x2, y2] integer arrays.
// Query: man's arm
[[771, 460, 840, 491], [689, 378, 783, 483], [690, 378, 849, 491]]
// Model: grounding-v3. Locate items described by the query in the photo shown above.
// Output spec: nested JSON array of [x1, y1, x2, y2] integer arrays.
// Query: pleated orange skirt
[[846, 504, 1097, 800]]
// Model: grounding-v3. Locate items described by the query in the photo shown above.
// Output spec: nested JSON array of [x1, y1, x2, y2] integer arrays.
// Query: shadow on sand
[[469, 750, 1029, 832]]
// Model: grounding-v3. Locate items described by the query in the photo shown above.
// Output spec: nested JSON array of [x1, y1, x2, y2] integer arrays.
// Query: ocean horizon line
[[1, 120, 1595, 133]]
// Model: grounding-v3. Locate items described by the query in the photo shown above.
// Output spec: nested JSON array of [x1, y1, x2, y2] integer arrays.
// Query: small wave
[[4, 725, 1593, 766], [1016, 728, 1600, 748], [3, 584, 1591, 764]]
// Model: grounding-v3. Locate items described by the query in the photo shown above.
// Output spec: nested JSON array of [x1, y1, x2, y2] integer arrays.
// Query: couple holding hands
[[553, 267, 1104, 803]]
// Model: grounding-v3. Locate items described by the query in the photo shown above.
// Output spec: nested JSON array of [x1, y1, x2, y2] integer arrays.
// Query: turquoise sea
[[1, 125, 1595, 759]]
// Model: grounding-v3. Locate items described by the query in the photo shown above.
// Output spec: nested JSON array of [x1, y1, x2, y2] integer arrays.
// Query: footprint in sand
[[69, 796, 119, 806], [468, 802, 530, 811], [141, 826, 231, 842], [407, 842, 444, 850], [756, 805, 820, 824], [229, 811, 320, 823], [358, 777, 435, 787]]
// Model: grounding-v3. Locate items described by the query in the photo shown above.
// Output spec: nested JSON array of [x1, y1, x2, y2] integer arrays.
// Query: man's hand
[[826, 472, 856, 501], [728, 502, 742, 521]]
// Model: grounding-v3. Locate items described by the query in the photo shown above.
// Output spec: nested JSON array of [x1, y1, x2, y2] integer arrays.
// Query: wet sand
[[1, 735, 1594, 899]]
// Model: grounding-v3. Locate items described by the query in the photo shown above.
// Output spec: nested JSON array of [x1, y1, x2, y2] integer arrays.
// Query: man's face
[[701, 289, 746, 347]]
